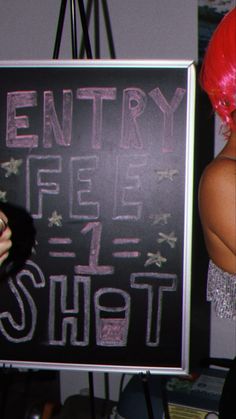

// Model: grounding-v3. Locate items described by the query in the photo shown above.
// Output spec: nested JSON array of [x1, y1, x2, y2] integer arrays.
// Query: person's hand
[[0, 211, 12, 266]]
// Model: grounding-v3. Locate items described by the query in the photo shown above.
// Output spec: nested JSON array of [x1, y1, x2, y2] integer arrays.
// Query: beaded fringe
[[207, 260, 236, 320]]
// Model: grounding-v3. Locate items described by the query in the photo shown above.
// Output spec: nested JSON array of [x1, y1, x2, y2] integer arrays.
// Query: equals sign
[[112, 238, 141, 258], [48, 238, 76, 258]]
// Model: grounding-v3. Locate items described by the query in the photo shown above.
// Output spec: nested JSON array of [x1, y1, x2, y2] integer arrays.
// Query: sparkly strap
[[207, 260, 236, 320]]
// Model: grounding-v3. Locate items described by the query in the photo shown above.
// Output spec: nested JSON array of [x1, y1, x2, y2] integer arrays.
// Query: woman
[[199, 7, 236, 418], [199, 7, 236, 319], [0, 210, 11, 266]]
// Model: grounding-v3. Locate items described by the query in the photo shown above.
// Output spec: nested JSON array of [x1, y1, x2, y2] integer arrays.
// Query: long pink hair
[[200, 7, 236, 129]]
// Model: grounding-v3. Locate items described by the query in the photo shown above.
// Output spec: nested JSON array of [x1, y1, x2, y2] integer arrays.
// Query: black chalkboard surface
[[0, 60, 195, 374]]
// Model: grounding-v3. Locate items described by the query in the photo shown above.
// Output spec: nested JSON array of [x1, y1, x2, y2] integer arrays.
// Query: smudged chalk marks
[[155, 169, 179, 183], [149, 213, 171, 226], [0, 191, 7, 202]]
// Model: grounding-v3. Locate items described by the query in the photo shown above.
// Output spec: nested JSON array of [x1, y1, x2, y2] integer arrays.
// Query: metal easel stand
[[140, 373, 170, 419], [52, 3, 164, 419], [53, 0, 116, 59], [140, 373, 155, 419]]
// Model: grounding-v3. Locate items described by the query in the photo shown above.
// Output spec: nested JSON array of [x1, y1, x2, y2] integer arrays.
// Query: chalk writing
[[121, 88, 146, 149], [130, 273, 177, 346], [48, 238, 76, 258], [95, 288, 130, 346], [113, 154, 147, 220], [26, 155, 62, 218], [112, 237, 141, 258], [43, 90, 73, 148], [74, 222, 114, 275], [6, 91, 38, 148], [149, 87, 186, 152], [48, 275, 90, 346], [69, 156, 100, 220], [4, 86, 185, 152], [0, 260, 45, 342], [77, 88, 116, 149]]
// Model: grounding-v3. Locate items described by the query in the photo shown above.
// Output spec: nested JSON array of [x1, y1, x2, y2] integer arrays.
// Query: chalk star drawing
[[31, 240, 38, 255], [149, 213, 171, 225], [157, 231, 178, 249], [0, 191, 7, 202], [155, 169, 179, 182], [32, 246, 37, 255], [144, 251, 167, 268], [1, 157, 23, 177], [48, 211, 63, 227]]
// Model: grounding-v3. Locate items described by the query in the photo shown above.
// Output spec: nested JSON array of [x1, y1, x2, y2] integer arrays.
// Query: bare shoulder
[[199, 157, 235, 196], [199, 156, 236, 232], [199, 157, 236, 228], [198, 156, 236, 267]]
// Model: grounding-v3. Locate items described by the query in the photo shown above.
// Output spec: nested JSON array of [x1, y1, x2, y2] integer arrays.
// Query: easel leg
[[93, 0, 99, 57], [53, 0, 93, 59], [140, 373, 155, 419], [160, 376, 170, 419], [101, 0, 116, 58], [53, 0, 67, 59], [77, 0, 93, 58], [88, 372, 96, 419], [0, 367, 10, 419], [70, 0, 78, 58], [102, 372, 110, 418], [78, 0, 115, 59]]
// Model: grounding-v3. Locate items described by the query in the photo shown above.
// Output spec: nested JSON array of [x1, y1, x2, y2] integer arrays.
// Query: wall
[[0, 0, 197, 61], [0, 0, 200, 403]]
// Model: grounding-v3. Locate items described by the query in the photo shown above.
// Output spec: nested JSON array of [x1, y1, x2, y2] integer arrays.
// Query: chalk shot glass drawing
[[95, 288, 131, 347]]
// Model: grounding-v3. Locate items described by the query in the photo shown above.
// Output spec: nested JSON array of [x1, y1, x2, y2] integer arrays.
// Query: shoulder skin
[[198, 158, 236, 270]]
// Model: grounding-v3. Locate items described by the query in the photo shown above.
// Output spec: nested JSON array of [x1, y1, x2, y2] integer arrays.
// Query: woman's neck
[[219, 130, 236, 157]]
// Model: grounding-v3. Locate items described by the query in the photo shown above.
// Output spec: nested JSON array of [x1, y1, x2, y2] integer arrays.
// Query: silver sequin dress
[[207, 260, 236, 320]]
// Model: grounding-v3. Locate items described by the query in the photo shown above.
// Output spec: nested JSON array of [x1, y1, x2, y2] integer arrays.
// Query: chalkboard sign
[[0, 60, 195, 374]]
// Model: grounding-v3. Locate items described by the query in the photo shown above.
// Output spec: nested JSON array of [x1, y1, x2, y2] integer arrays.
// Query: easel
[[53, 4, 116, 417], [52, 2, 168, 418], [53, 0, 116, 59], [53, 4, 116, 416]]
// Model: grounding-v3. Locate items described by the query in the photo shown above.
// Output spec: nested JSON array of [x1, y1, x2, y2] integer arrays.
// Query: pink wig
[[200, 7, 236, 129]]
